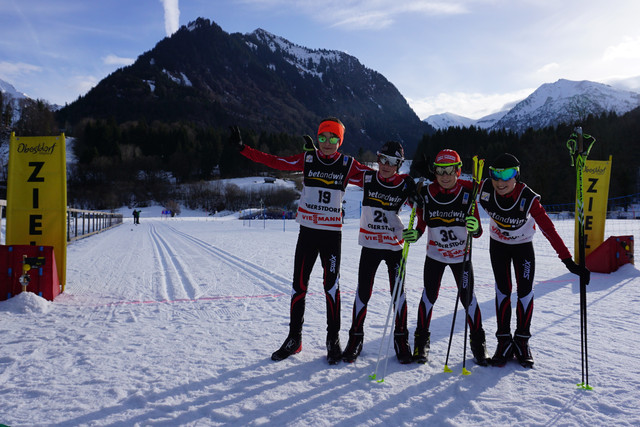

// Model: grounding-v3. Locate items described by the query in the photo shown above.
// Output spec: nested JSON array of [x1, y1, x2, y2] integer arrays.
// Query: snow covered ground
[[1, 180, 639, 426]]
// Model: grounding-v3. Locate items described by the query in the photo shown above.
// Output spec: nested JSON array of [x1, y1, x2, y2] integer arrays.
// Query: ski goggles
[[489, 166, 519, 181], [377, 153, 403, 167], [433, 162, 461, 176], [317, 135, 341, 144]]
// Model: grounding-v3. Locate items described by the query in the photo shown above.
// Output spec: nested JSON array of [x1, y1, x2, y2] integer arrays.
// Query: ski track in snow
[[161, 223, 292, 297]]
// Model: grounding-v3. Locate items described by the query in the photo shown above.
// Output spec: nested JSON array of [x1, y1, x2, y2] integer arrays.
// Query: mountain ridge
[[425, 78, 640, 132], [55, 17, 433, 156]]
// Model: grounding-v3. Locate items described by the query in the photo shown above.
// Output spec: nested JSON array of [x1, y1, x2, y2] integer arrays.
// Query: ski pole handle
[[575, 126, 584, 153]]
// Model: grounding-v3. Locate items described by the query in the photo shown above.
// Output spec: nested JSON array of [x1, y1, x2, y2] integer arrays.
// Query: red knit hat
[[434, 149, 462, 176], [317, 118, 345, 146], [434, 149, 462, 165]]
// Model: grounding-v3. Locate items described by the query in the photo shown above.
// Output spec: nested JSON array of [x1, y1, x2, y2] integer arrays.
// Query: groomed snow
[[1, 181, 639, 426]]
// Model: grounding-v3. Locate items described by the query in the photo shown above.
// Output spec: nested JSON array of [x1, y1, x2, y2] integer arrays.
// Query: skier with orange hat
[[229, 117, 370, 364], [403, 149, 489, 366]]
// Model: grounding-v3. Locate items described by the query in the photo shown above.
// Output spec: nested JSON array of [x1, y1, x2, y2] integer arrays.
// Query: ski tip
[[443, 365, 453, 373], [462, 367, 471, 376], [369, 374, 377, 381], [577, 383, 594, 391]]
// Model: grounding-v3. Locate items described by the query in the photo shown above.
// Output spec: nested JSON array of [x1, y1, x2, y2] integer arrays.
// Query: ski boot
[[513, 333, 534, 368], [326, 333, 342, 365], [412, 331, 431, 364], [394, 331, 413, 364], [489, 333, 514, 367], [271, 333, 302, 361], [342, 332, 364, 363], [470, 328, 490, 366]]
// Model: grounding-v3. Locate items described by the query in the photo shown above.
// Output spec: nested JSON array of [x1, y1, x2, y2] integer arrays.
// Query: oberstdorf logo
[[17, 142, 57, 155]]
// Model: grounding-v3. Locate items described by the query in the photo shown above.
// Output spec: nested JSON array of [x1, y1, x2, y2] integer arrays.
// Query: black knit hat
[[378, 141, 404, 159], [490, 153, 520, 169]]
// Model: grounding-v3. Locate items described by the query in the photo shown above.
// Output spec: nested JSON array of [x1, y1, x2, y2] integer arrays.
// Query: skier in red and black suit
[[479, 153, 590, 367], [404, 149, 489, 366], [341, 141, 420, 364], [229, 118, 370, 364]]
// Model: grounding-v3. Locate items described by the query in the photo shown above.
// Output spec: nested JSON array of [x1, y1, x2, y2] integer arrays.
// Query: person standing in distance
[[479, 153, 590, 367], [342, 141, 420, 364], [229, 118, 369, 364]]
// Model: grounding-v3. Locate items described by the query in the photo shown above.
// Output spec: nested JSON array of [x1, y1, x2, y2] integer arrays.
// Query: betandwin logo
[[16, 141, 57, 155]]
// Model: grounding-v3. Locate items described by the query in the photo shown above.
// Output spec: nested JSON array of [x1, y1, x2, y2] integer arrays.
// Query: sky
[[1, 0, 640, 119]]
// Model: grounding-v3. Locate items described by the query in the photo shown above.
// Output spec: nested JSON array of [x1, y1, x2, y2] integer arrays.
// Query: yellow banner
[[575, 156, 612, 261], [6, 133, 68, 288]]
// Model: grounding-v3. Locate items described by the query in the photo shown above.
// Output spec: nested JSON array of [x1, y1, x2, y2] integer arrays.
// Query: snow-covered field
[[1, 179, 639, 426]]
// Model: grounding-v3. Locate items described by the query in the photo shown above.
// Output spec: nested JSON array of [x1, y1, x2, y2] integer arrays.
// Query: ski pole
[[370, 212, 413, 382], [370, 179, 424, 383], [443, 155, 484, 375], [566, 127, 595, 390]]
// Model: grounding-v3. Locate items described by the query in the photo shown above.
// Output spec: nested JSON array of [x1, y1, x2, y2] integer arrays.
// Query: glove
[[402, 228, 420, 244], [228, 125, 245, 151], [465, 215, 479, 234], [302, 134, 317, 151], [562, 258, 591, 285]]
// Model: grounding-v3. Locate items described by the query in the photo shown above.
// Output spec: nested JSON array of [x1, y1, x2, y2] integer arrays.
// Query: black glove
[[302, 135, 317, 152], [228, 125, 245, 151], [562, 258, 591, 285]]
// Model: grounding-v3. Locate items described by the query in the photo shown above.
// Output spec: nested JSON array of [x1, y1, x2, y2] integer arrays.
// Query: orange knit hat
[[317, 119, 345, 146]]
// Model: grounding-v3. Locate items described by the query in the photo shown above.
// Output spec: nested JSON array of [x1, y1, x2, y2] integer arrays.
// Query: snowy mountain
[[58, 18, 432, 155], [606, 75, 640, 92], [473, 110, 509, 129], [424, 110, 509, 130], [0, 78, 28, 101], [423, 112, 476, 130], [493, 79, 640, 133], [425, 78, 640, 133]]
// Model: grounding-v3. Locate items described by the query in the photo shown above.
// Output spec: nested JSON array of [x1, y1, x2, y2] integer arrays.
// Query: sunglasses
[[317, 135, 340, 144], [489, 167, 519, 181], [377, 153, 403, 167], [433, 163, 460, 176]]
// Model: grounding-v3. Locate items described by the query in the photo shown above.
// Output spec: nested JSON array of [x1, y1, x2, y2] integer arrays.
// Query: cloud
[[330, 2, 469, 29], [242, 0, 469, 30], [103, 55, 135, 67], [407, 88, 533, 120], [537, 62, 560, 74], [160, 0, 180, 36], [71, 75, 100, 96], [603, 36, 640, 61], [0, 61, 41, 79]]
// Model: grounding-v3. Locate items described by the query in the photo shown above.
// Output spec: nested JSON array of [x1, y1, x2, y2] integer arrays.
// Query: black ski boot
[[394, 331, 413, 364], [412, 331, 431, 364], [326, 334, 342, 365], [513, 333, 534, 368], [470, 328, 489, 366], [271, 333, 302, 361], [342, 332, 364, 363], [489, 333, 514, 367]]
